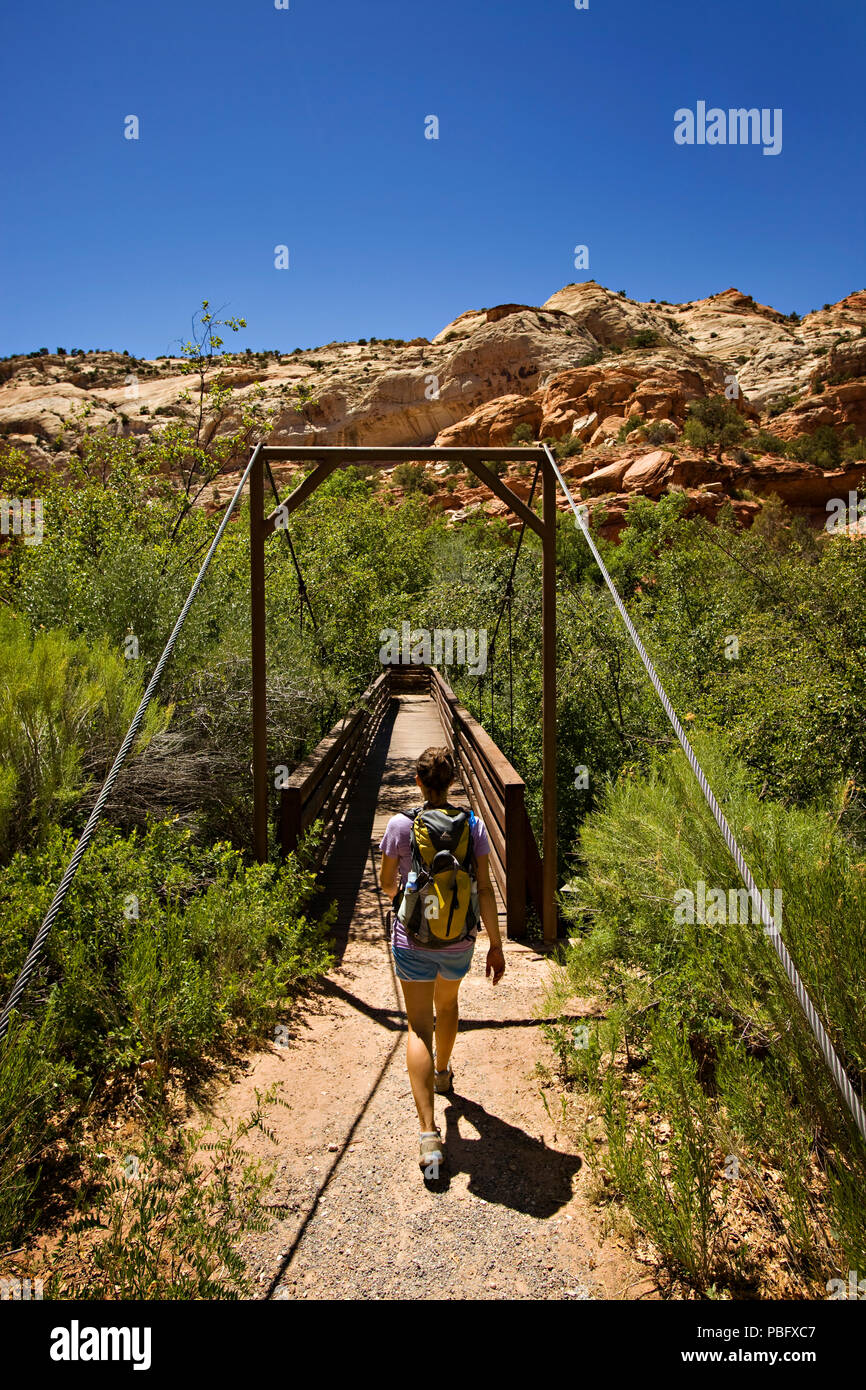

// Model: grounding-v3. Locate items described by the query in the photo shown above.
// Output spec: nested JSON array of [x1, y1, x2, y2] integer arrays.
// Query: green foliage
[[511, 422, 535, 445], [392, 461, 437, 494], [547, 736, 866, 1290], [751, 429, 787, 456], [553, 435, 583, 460], [0, 1010, 72, 1247], [683, 396, 748, 454], [603, 1033, 728, 1290], [286, 486, 446, 693], [317, 465, 375, 501], [786, 425, 841, 469], [841, 434, 866, 462], [617, 416, 645, 442], [629, 329, 660, 349], [0, 818, 334, 1090], [644, 421, 677, 446], [0, 609, 169, 859]]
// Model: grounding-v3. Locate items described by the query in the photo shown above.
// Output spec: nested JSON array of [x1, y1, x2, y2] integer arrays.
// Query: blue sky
[[1, 0, 863, 357]]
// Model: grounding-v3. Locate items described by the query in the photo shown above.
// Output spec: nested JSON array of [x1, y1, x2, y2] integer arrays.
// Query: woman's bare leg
[[433, 976, 461, 1074], [398, 980, 436, 1131]]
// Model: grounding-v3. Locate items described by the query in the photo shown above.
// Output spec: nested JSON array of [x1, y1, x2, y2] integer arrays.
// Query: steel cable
[[263, 455, 319, 636], [0, 443, 264, 1042], [542, 443, 866, 1143], [480, 458, 543, 756]]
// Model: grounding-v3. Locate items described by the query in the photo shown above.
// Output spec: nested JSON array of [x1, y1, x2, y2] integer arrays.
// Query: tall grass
[[0, 609, 169, 859], [546, 735, 866, 1293]]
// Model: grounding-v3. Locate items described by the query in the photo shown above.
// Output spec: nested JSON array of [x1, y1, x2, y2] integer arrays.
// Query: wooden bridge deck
[[318, 693, 505, 956]]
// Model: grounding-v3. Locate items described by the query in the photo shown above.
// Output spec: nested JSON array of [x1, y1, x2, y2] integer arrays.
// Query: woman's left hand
[[486, 945, 505, 985]]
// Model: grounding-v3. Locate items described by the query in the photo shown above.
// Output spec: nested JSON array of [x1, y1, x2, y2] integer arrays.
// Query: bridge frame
[[248, 445, 558, 941]]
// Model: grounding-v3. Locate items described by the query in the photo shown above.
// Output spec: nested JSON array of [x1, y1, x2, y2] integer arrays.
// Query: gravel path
[[204, 697, 639, 1300]]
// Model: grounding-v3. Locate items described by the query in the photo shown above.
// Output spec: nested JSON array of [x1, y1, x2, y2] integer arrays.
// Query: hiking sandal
[[434, 1062, 454, 1095], [419, 1130, 444, 1172]]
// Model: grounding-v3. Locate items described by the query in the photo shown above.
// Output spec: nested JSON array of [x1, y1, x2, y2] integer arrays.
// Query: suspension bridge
[[1, 442, 863, 1145]]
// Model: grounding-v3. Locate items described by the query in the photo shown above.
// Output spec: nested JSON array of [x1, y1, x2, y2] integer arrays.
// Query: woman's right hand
[[486, 945, 505, 985]]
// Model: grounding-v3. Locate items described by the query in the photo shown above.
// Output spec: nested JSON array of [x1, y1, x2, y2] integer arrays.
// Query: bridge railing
[[278, 671, 391, 867], [427, 667, 541, 937]]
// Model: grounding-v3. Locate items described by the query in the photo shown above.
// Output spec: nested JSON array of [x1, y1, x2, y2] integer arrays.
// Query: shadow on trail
[[426, 1092, 581, 1217]]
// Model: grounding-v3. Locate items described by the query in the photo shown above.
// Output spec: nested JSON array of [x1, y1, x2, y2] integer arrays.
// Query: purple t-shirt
[[379, 807, 491, 953]]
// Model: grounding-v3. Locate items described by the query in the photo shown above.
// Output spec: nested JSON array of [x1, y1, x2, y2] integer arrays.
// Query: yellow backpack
[[396, 805, 479, 949]]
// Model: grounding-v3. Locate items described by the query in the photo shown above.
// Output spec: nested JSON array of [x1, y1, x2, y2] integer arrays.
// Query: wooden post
[[279, 787, 302, 858], [503, 781, 527, 939], [250, 451, 268, 863], [542, 454, 557, 940]]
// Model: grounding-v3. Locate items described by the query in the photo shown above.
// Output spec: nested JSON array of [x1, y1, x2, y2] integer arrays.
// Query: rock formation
[[1, 280, 864, 539]]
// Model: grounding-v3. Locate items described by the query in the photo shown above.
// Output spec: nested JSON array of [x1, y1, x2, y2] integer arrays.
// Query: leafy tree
[[683, 395, 748, 459]]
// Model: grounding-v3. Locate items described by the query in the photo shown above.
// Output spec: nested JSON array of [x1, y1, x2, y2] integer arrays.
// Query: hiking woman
[[379, 746, 505, 1171]]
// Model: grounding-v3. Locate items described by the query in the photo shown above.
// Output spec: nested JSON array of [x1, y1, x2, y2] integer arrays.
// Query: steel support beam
[[250, 450, 269, 862], [541, 453, 558, 941], [261, 447, 543, 539], [260, 446, 548, 462]]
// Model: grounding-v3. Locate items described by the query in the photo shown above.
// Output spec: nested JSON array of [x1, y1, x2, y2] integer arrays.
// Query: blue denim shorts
[[392, 941, 475, 982]]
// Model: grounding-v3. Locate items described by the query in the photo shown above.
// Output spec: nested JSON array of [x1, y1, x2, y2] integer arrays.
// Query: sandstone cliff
[[2, 280, 864, 537]]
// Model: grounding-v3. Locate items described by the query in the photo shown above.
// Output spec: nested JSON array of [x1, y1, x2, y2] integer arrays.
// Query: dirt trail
[[204, 696, 646, 1300]]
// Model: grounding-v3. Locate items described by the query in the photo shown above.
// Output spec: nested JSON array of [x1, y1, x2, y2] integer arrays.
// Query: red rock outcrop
[[2, 280, 864, 542]]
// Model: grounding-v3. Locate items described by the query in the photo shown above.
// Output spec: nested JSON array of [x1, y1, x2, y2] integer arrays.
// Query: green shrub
[[0, 1010, 71, 1247], [50, 1094, 287, 1299], [786, 426, 841, 469], [644, 421, 677, 446], [548, 737, 866, 1289], [0, 820, 334, 1089], [392, 462, 437, 494], [841, 435, 866, 462], [752, 429, 787, 456], [554, 435, 584, 460], [0, 609, 169, 859], [511, 422, 535, 445], [683, 396, 748, 455], [617, 417, 644, 442], [603, 1030, 729, 1290]]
